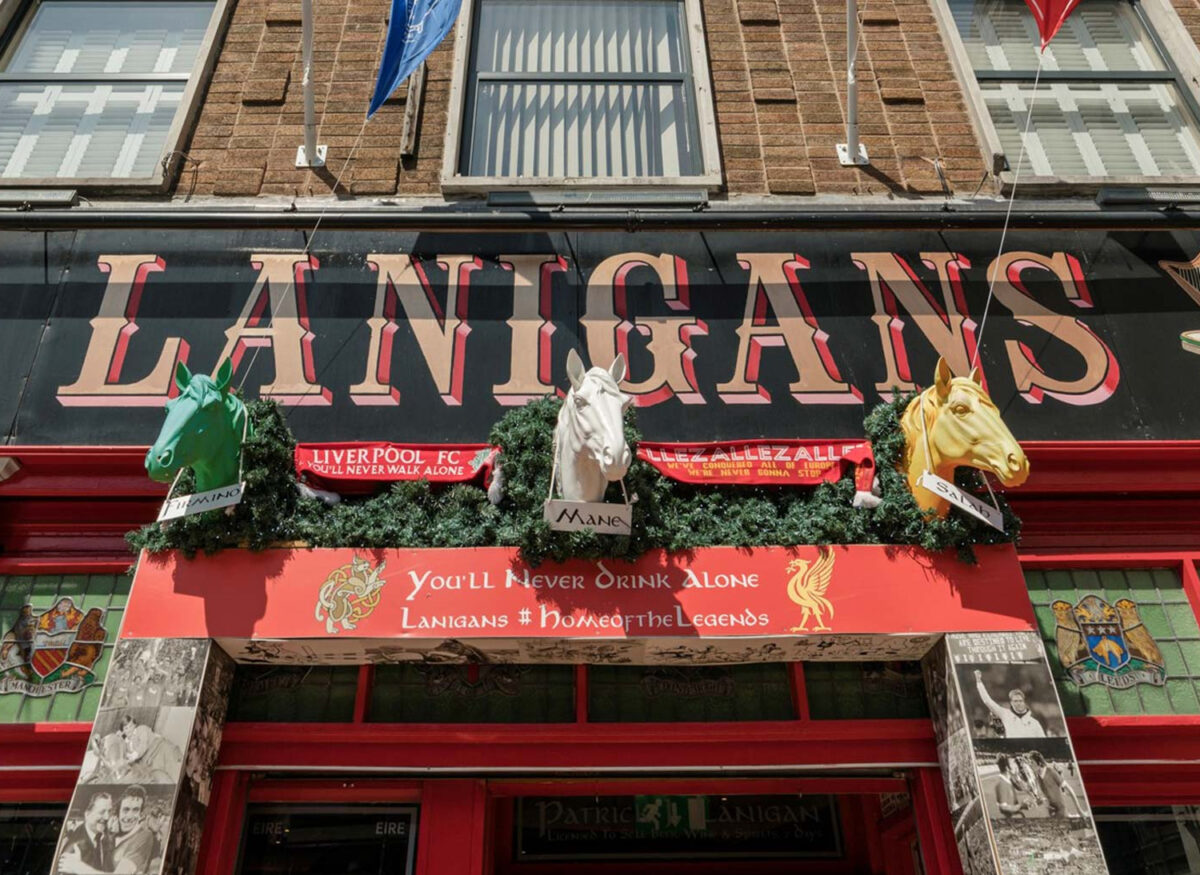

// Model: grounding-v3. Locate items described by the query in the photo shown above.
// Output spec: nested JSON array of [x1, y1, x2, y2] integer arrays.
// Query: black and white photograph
[[52, 783, 174, 875], [956, 662, 1066, 739], [954, 794, 983, 843], [102, 639, 207, 711], [956, 811, 999, 875], [939, 727, 977, 815], [182, 648, 234, 808], [79, 708, 190, 785], [975, 740, 1090, 821], [990, 818, 1108, 875], [954, 797, 999, 875], [922, 640, 962, 746]]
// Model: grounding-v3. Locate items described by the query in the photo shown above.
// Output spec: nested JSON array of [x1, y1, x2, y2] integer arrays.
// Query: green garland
[[128, 396, 1020, 564]]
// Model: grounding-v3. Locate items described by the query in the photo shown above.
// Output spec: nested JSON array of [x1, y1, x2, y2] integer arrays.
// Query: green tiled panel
[[806, 662, 929, 720], [587, 664, 795, 722], [0, 574, 131, 724], [369, 665, 575, 723], [1027, 567, 1200, 717], [227, 665, 359, 722]]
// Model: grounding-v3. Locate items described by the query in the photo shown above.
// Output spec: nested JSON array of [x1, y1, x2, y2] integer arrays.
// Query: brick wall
[[184, 0, 451, 197], [179, 0, 991, 198]]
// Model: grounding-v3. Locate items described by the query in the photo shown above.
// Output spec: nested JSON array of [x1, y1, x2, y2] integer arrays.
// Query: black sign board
[[514, 794, 841, 860], [3, 227, 1199, 445], [0, 804, 64, 875], [237, 805, 418, 875]]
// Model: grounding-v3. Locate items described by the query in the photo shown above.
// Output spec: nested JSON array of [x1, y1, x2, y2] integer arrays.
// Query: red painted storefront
[[3, 440, 1200, 874]]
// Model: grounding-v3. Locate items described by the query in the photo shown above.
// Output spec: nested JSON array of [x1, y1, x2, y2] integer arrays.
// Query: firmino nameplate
[[158, 482, 246, 522]]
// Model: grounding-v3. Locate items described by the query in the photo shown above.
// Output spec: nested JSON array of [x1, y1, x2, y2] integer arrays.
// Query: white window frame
[[0, 0, 233, 191], [440, 0, 723, 192], [930, 0, 1200, 189]]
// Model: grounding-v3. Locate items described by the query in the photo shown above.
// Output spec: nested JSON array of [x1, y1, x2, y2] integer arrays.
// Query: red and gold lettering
[[57, 255, 187, 406], [493, 254, 564, 405], [717, 253, 859, 404], [990, 252, 1119, 405], [853, 251, 979, 397], [218, 252, 329, 405], [581, 252, 707, 406], [351, 254, 481, 406]]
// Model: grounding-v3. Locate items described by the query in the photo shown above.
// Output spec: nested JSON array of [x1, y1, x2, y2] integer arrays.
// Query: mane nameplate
[[544, 499, 632, 535]]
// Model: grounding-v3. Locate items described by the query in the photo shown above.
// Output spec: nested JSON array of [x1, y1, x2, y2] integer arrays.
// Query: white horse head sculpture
[[555, 350, 633, 503]]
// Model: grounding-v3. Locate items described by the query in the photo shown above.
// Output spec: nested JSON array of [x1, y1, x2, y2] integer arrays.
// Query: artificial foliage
[[128, 395, 1020, 563]]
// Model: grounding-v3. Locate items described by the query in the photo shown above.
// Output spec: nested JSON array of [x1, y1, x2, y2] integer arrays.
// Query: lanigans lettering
[[399, 609, 509, 630], [58, 247, 1124, 416]]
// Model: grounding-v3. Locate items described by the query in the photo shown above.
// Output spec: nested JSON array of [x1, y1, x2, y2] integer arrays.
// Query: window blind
[[461, 0, 701, 178], [950, 0, 1200, 178], [951, 0, 1164, 73], [0, 1, 213, 180], [984, 81, 1200, 176]]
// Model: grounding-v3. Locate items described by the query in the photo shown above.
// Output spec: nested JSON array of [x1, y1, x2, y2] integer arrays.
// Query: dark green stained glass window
[[0, 573, 130, 724], [587, 664, 795, 722], [227, 666, 359, 722], [368, 665, 575, 723], [805, 662, 928, 720], [1026, 567, 1200, 716]]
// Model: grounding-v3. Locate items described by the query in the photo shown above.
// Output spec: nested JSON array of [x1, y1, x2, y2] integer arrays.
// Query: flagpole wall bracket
[[295, 144, 327, 168], [837, 142, 869, 166]]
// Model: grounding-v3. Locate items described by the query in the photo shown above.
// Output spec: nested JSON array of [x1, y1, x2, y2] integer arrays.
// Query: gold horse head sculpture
[[899, 358, 1029, 517]]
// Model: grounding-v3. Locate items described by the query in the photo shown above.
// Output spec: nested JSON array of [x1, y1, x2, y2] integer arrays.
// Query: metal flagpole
[[296, 0, 327, 167], [837, 0, 869, 166]]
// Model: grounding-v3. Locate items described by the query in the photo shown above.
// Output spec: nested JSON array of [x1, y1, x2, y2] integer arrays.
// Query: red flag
[[1025, 0, 1083, 48]]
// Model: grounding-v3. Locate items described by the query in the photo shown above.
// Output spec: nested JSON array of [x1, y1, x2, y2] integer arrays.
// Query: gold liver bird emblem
[[786, 546, 836, 632]]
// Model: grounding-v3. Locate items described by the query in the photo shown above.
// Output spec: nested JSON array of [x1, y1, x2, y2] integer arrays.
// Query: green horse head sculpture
[[146, 359, 251, 493]]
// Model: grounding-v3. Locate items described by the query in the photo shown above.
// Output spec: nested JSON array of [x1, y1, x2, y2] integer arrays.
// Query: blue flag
[[368, 0, 462, 118]]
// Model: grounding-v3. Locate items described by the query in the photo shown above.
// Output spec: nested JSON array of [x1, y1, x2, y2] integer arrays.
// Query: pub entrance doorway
[[222, 776, 929, 875]]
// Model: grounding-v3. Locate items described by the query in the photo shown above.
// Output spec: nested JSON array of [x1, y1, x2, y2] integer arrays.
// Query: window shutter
[[0, 1, 212, 180], [984, 81, 1200, 177], [955, 0, 1200, 178], [463, 0, 700, 178]]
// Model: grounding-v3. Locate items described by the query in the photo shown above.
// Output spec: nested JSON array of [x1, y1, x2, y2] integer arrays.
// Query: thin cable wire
[[236, 115, 372, 394], [970, 47, 1046, 371]]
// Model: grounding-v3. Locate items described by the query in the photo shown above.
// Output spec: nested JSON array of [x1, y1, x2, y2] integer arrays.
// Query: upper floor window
[[0, 0, 218, 184], [947, 0, 1200, 180], [443, 0, 720, 189]]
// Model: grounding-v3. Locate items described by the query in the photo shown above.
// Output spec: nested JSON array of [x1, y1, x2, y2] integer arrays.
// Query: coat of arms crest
[[0, 598, 108, 695], [1051, 594, 1166, 689]]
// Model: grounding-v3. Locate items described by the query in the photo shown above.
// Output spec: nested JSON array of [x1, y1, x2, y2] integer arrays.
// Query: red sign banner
[[124, 545, 1034, 647], [295, 443, 497, 492], [637, 440, 875, 490]]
